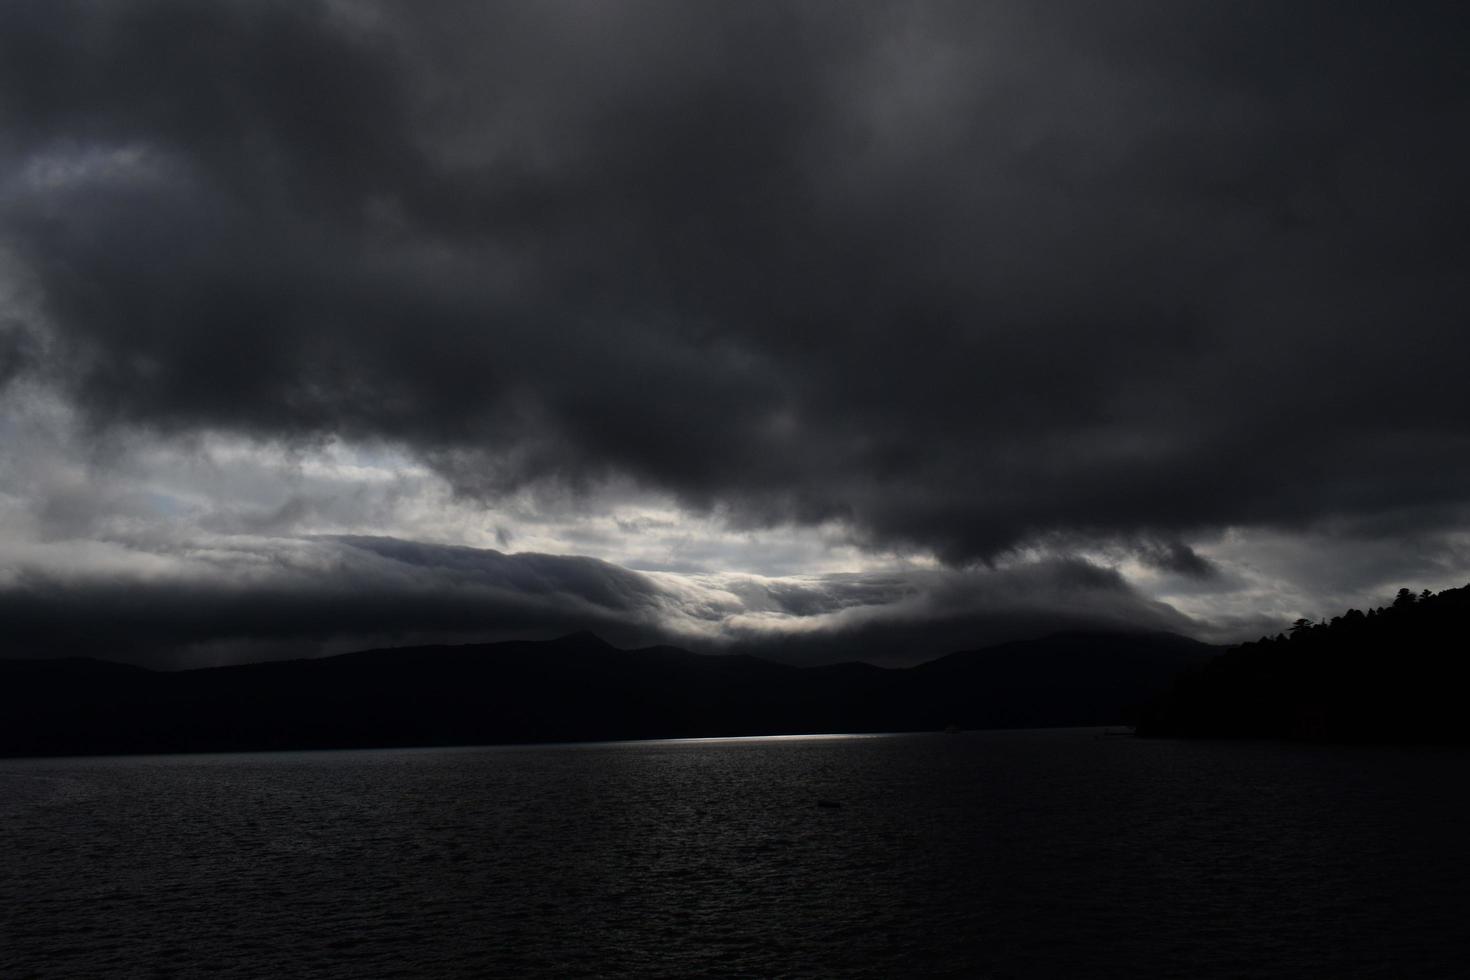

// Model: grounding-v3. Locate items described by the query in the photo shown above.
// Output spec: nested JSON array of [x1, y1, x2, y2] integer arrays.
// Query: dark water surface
[[3, 730, 1467, 978]]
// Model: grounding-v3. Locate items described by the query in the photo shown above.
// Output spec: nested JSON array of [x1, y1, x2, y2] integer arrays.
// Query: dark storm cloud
[[0, 535, 672, 665], [0, 320, 39, 388], [3, 1, 1469, 561], [1106, 537, 1217, 580]]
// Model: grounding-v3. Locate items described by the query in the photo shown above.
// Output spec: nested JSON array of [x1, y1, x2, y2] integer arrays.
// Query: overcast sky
[[2, 1, 1468, 666]]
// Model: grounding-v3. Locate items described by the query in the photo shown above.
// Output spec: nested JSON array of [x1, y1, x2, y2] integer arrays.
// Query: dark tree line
[[1139, 583, 1470, 742]]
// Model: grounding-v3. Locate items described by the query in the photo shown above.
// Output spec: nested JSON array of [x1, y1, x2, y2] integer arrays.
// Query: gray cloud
[[711, 556, 1198, 665], [0, 1, 1467, 653], [0, 320, 38, 389]]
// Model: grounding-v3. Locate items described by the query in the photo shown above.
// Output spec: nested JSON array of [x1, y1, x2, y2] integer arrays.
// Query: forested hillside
[[1139, 584, 1470, 742]]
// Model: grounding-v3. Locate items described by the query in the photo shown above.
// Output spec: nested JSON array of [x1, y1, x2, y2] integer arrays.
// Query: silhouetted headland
[[1139, 583, 1470, 743], [0, 630, 1212, 758]]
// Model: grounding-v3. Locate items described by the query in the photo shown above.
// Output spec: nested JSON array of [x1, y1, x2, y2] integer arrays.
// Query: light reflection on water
[[3, 729, 1468, 978]]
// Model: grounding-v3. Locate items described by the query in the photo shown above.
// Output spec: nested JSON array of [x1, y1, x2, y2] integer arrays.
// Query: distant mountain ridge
[[0, 630, 1215, 758]]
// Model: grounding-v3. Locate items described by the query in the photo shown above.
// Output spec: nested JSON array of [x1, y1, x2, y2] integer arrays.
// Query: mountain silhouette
[[1138, 583, 1470, 742], [0, 630, 1214, 758], [908, 631, 1217, 730]]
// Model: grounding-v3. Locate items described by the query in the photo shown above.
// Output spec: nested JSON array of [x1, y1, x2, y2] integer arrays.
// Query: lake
[[3, 730, 1467, 978]]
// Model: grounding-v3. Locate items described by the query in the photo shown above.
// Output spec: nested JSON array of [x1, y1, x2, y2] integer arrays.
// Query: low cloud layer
[[0, 532, 1194, 667], [2, 2, 1468, 661]]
